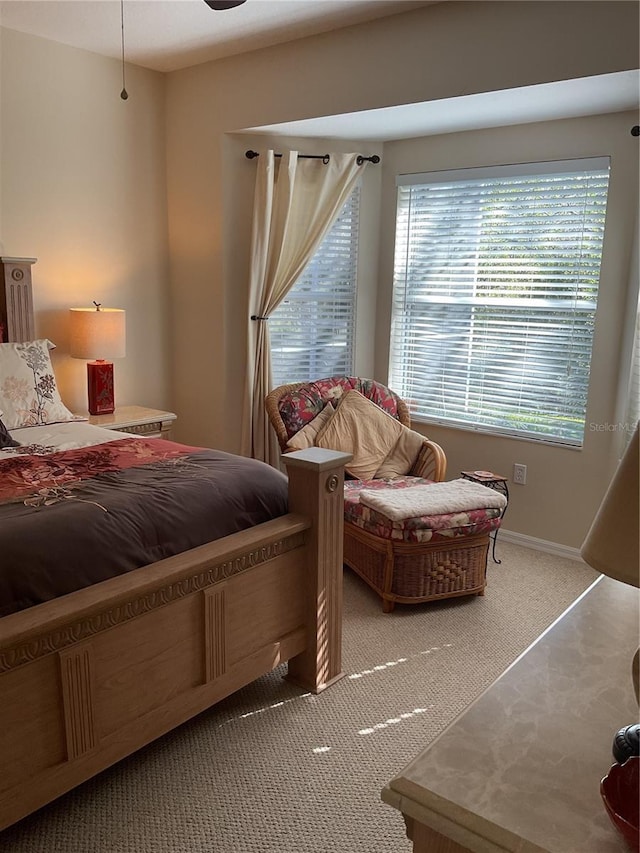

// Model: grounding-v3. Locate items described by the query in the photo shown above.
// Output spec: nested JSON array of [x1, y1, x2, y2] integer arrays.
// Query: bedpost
[[0, 257, 37, 343], [283, 447, 352, 694]]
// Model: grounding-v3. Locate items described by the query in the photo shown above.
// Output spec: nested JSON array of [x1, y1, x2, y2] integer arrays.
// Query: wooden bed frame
[[0, 257, 350, 831]]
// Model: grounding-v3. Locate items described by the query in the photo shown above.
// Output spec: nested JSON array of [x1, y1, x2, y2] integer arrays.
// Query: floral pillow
[[0, 339, 76, 429]]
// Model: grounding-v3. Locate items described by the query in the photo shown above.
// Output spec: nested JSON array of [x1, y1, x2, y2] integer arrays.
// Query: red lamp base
[[87, 360, 115, 415]]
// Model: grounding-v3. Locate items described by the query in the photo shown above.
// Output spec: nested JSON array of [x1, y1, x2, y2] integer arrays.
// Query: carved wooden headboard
[[0, 257, 37, 343]]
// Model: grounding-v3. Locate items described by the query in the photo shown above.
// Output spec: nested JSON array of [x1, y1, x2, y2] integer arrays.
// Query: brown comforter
[[0, 437, 288, 616]]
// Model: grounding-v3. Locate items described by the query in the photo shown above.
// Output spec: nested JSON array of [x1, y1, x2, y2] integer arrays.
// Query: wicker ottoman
[[343, 477, 505, 612]]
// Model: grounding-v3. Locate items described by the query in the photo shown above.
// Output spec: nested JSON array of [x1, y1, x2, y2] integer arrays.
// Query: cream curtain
[[242, 150, 367, 465]]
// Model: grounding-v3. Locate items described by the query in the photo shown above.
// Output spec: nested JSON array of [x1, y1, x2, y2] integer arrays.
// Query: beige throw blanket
[[358, 478, 507, 521]]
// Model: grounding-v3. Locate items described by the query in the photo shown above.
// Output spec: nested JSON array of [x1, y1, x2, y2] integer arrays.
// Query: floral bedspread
[[0, 437, 288, 616], [0, 436, 192, 503], [344, 477, 502, 543]]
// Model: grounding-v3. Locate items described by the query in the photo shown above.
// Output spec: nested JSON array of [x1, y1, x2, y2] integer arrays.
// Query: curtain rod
[[245, 149, 380, 165]]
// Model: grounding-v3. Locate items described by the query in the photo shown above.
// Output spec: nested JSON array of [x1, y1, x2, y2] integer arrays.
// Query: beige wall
[[378, 111, 639, 548], [166, 0, 638, 548], [0, 27, 171, 414]]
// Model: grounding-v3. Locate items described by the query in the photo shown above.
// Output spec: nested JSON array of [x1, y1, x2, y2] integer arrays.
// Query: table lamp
[[69, 303, 126, 415], [581, 422, 639, 759]]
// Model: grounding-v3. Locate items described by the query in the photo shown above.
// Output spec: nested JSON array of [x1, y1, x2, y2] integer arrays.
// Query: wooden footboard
[[0, 447, 350, 831]]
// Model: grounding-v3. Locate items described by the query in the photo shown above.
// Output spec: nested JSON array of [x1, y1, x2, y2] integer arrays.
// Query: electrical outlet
[[513, 463, 527, 485]]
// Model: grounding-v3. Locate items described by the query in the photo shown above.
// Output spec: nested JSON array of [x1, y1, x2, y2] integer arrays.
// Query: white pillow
[[286, 403, 335, 451], [0, 339, 76, 429]]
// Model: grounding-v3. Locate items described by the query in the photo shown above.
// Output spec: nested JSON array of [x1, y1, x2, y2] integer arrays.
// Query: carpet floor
[[1, 542, 598, 853]]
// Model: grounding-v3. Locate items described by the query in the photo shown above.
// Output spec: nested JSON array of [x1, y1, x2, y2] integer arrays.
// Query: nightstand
[[87, 405, 177, 439]]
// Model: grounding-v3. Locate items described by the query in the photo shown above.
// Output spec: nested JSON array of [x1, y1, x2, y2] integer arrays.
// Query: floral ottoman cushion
[[344, 477, 502, 544]]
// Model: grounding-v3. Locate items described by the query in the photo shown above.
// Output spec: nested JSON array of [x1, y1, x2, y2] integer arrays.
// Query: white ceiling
[[245, 71, 640, 141], [0, 0, 437, 73]]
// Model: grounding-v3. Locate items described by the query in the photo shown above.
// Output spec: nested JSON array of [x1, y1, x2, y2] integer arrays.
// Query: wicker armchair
[[265, 376, 492, 612]]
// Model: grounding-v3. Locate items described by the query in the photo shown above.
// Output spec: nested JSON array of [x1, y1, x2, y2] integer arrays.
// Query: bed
[[0, 257, 350, 831]]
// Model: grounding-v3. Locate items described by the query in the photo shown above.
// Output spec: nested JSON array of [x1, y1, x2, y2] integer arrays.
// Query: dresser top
[[383, 576, 638, 853]]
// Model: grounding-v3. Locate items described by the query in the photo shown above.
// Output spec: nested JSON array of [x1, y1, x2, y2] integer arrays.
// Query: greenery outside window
[[270, 186, 360, 387], [390, 158, 610, 446]]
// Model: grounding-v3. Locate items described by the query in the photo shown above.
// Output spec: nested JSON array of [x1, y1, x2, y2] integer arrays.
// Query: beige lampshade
[[69, 307, 126, 360], [581, 422, 639, 587]]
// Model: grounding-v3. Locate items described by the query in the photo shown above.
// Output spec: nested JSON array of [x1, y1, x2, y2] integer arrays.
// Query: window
[[270, 186, 360, 387], [390, 159, 610, 446]]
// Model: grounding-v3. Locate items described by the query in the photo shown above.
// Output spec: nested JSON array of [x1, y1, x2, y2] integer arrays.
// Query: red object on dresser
[[601, 757, 640, 852], [87, 359, 115, 414]]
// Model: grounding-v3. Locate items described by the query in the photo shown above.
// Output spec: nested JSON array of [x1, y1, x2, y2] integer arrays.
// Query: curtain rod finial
[[357, 154, 381, 165]]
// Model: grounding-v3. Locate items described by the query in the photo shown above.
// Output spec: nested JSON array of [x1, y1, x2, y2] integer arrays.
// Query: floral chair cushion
[[278, 376, 402, 440], [285, 403, 335, 451], [344, 477, 502, 544]]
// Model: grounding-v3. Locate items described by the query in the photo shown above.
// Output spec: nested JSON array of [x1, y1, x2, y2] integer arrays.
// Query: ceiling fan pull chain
[[120, 0, 128, 100]]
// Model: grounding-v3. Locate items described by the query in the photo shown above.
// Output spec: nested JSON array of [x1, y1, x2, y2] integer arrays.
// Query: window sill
[[410, 414, 584, 450]]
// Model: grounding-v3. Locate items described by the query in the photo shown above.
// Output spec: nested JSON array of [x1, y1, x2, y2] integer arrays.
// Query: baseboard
[[498, 528, 583, 562]]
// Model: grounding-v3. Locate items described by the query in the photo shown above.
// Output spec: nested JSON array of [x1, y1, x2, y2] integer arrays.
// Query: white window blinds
[[270, 186, 359, 387], [390, 159, 610, 446]]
